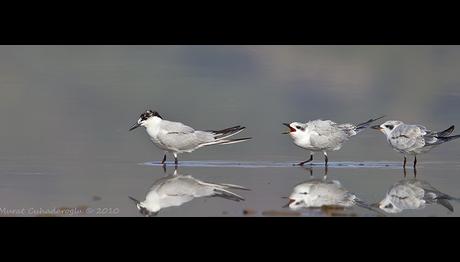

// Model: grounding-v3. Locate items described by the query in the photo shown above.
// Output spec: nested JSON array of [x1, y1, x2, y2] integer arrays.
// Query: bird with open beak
[[283, 116, 385, 166]]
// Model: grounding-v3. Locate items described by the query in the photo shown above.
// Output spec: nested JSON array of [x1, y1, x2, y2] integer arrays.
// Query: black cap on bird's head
[[128, 196, 159, 217], [129, 110, 163, 131]]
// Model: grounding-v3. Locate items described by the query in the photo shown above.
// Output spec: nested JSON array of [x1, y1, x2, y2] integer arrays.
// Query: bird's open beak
[[282, 123, 296, 134], [282, 198, 295, 208], [129, 123, 141, 131], [371, 125, 382, 131]]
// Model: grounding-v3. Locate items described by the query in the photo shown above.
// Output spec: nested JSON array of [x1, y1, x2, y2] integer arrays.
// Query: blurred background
[[1, 46, 459, 216]]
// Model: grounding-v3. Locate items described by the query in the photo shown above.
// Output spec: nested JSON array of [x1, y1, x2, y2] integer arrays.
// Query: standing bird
[[283, 116, 384, 166], [129, 110, 251, 165], [371, 120, 460, 168]]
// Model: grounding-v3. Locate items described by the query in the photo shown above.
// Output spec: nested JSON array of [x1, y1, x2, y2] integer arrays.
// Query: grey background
[[0, 45, 459, 216]]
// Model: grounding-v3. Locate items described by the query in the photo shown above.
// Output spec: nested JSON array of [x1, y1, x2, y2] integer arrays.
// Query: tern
[[371, 120, 460, 168], [129, 110, 251, 165], [283, 116, 384, 166]]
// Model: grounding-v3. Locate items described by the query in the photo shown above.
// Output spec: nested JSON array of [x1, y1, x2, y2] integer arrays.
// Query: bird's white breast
[[291, 131, 314, 149]]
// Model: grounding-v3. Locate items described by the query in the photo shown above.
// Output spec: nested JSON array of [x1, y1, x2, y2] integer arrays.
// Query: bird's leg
[[413, 156, 417, 169], [403, 156, 407, 169], [413, 166, 417, 178], [161, 154, 167, 165], [162, 164, 167, 174], [296, 153, 313, 166], [324, 151, 328, 167], [173, 153, 178, 166], [403, 166, 407, 178]]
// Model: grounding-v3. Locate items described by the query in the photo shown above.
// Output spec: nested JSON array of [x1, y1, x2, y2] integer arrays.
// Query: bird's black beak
[[129, 123, 141, 131], [370, 203, 380, 208], [371, 125, 382, 130], [128, 196, 140, 205], [282, 123, 295, 134]]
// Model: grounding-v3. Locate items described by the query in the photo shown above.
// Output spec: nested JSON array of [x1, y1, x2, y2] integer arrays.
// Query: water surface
[[1, 46, 460, 217]]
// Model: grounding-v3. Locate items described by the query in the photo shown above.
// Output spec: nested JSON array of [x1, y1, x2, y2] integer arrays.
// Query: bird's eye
[[301, 192, 308, 195], [385, 125, 394, 130], [296, 126, 302, 129], [384, 203, 393, 209]]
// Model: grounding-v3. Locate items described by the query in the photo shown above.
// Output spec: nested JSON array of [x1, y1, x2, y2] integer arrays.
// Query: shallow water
[[1, 45, 460, 217]]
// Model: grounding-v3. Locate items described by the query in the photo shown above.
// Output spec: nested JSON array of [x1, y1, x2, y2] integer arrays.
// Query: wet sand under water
[[1, 158, 459, 217]]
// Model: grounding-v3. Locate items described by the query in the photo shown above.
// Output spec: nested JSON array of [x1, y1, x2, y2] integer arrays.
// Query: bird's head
[[129, 110, 163, 131], [282, 122, 307, 138], [129, 196, 159, 217], [283, 183, 312, 209], [371, 120, 404, 137], [376, 198, 402, 214]]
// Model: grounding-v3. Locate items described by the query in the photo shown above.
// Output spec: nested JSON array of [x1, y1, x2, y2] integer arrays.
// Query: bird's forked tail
[[201, 125, 252, 147]]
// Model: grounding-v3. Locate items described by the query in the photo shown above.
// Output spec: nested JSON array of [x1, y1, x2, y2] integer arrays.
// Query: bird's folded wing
[[390, 125, 424, 149], [160, 121, 195, 134], [310, 127, 347, 148]]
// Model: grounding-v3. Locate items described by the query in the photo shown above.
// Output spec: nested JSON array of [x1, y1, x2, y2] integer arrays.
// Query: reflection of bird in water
[[378, 177, 460, 214], [129, 110, 251, 166], [129, 168, 250, 217], [284, 168, 382, 215]]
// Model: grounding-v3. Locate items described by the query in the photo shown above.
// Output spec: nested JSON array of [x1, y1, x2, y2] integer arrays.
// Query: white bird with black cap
[[129, 110, 251, 165]]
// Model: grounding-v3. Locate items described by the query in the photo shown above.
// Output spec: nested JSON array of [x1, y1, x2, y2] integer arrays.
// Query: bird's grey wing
[[413, 179, 456, 211], [389, 125, 425, 150], [388, 183, 425, 209], [157, 175, 205, 197], [309, 121, 348, 149], [162, 176, 244, 201], [157, 130, 214, 151], [158, 194, 195, 209], [336, 123, 357, 137], [411, 180, 441, 195], [410, 125, 448, 147], [415, 125, 429, 134], [160, 120, 195, 134], [411, 180, 455, 201], [412, 125, 443, 145], [149, 175, 177, 191]]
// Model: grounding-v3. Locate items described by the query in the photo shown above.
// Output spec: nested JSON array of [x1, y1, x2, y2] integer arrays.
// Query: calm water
[[1, 45, 460, 217]]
